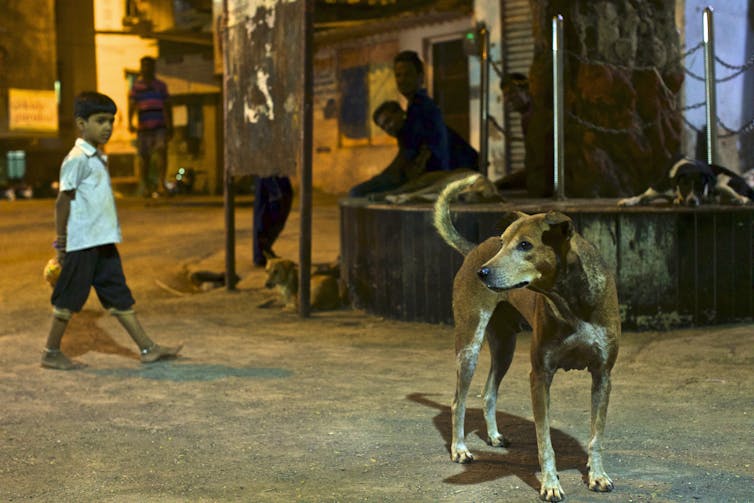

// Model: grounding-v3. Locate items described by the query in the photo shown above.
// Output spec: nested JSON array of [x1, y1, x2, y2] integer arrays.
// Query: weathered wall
[[526, 0, 684, 197], [0, 0, 58, 137], [340, 201, 754, 329], [312, 17, 472, 194]]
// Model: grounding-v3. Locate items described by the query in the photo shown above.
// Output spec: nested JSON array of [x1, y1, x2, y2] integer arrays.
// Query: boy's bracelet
[[53, 235, 67, 250]]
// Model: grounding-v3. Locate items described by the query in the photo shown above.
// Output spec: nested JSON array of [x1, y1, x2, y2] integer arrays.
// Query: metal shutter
[[500, 0, 534, 175]]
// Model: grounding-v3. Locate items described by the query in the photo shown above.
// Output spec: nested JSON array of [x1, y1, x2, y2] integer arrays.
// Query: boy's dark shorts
[[51, 244, 135, 313]]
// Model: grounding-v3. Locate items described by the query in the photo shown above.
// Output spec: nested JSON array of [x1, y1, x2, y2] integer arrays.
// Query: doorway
[[431, 38, 470, 142]]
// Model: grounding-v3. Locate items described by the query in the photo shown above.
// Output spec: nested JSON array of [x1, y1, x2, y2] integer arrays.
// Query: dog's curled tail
[[433, 174, 480, 256]]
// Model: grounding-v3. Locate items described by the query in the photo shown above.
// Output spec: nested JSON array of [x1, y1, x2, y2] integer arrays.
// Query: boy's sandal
[[41, 349, 84, 370], [140, 344, 183, 363]]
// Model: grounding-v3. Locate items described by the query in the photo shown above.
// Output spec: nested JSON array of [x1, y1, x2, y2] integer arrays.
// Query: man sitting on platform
[[349, 51, 477, 198]]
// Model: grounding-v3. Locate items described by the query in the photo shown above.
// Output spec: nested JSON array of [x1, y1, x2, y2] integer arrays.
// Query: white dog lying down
[[618, 156, 754, 207]]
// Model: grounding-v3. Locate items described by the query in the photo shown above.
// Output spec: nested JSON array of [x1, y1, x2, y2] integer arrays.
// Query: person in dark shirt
[[496, 72, 534, 191], [373, 100, 478, 171], [349, 50, 453, 197]]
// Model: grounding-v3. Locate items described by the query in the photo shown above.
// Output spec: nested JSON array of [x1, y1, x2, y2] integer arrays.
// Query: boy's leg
[[259, 177, 293, 258], [94, 245, 182, 363], [253, 177, 271, 266], [152, 129, 168, 194], [137, 133, 151, 197], [44, 249, 94, 370], [41, 308, 81, 370], [109, 308, 182, 363]]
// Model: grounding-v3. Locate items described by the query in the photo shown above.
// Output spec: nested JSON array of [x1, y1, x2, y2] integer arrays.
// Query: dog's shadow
[[407, 392, 588, 489]]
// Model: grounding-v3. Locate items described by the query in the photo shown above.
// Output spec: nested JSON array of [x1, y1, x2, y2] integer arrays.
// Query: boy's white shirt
[[59, 138, 122, 252]]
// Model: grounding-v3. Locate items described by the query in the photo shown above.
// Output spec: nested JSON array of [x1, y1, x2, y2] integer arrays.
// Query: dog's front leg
[[451, 311, 491, 463], [587, 368, 614, 493], [530, 369, 564, 502]]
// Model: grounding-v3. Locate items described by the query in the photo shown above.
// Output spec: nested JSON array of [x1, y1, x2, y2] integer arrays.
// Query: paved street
[[1, 194, 753, 502]]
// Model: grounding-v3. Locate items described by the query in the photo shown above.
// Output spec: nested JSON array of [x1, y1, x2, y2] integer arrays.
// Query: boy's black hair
[[74, 91, 117, 119], [372, 100, 403, 124], [394, 50, 424, 75], [140, 55, 156, 65]]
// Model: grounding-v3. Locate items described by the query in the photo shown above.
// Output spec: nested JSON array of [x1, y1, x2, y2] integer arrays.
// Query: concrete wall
[[471, 0, 505, 180], [312, 17, 474, 195], [95, 34, 158, 155]]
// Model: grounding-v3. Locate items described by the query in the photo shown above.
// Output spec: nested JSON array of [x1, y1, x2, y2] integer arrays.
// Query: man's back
[[447, 127, 479, 171], [399, 89, 450, 172]]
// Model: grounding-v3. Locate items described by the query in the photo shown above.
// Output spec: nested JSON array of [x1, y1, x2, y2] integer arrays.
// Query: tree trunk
[[525, 0, 683, 197]]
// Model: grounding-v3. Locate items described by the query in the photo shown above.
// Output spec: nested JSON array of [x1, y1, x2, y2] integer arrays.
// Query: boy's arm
[[54, 190, 74, 262]]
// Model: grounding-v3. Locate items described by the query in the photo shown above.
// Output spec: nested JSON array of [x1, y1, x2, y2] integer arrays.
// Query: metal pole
[[222, 0, 237, 290], [298, 0, 313, 317], [552, 15, 565, 200], [478, 23, 490, 177], [703, 7, 717, 165]]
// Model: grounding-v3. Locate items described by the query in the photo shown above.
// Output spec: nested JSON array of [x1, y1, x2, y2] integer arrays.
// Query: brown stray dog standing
[[433, 174, 620, 502]]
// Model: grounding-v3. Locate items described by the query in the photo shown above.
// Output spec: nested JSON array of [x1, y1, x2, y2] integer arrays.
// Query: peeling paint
[[228, 0, 297, 28], [284, 93, 297, 114], [244, 68, 274, 122]]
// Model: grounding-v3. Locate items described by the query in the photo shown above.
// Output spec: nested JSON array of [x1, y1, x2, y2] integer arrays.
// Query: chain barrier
[[562, 42, 754, 141]]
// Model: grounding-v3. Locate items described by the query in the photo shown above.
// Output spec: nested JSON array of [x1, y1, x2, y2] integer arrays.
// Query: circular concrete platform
[[340, 198, 754, 330]]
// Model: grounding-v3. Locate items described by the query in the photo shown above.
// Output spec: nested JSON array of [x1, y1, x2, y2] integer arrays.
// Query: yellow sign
[[9, 89, 58, 133]]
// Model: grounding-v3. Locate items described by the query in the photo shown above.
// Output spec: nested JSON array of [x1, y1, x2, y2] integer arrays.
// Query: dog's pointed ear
[[544, 211, 574, 239]]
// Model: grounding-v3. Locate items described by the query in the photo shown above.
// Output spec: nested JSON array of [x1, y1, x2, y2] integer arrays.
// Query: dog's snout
[[477, 267, 490, 281]]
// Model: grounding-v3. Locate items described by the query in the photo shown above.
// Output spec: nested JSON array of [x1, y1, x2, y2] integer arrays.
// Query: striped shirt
[[129, 78, 170, 131]]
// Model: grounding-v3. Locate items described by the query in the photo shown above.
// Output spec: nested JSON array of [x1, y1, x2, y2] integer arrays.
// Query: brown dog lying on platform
[[369, 168, 503, 205], [263, 257, 343, 311], [433, 174, 620, 502]]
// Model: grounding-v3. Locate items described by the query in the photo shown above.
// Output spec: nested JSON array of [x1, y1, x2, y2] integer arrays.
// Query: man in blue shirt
[[349, 51, 454, 197], [372, 100, 477, 173]]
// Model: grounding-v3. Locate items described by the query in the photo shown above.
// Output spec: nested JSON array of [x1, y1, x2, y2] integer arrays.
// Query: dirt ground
[[1, 193, 753, 503]]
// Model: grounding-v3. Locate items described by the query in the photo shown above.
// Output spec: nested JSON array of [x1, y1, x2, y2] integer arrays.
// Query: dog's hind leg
[[451, 309, 492, 463], [482, 304, 519, 448], [586, 367, 615, 493]]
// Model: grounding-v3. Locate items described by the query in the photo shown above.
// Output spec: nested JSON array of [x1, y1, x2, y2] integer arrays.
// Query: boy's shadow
[[61, 310, 139, 360], [407, 392, 588, 489]]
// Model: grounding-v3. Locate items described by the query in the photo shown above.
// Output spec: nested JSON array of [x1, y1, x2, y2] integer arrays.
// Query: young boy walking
[[42, 91, 182, 370]]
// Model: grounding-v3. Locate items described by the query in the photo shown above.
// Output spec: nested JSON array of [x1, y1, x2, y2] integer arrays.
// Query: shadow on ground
[[58, 311, 293, 381], [407, 392, 588, 490]]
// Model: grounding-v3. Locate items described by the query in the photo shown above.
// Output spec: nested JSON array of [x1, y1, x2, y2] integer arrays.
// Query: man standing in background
[[129, 56, 173, 198]]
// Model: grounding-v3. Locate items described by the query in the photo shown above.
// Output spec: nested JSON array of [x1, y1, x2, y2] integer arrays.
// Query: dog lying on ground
[[618, 156, 754, 206], [369, 169, 503, 205], [434, 174, 620, 502], [263, 257, 343, 310]]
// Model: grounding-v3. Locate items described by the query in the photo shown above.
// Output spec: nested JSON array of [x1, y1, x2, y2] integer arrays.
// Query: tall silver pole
[[299, 0, 313, 317], [703, 7, 717, 165], [552, 15, 565, 200], [222, 0, 237, 290], [478, 23, 490, 177]]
